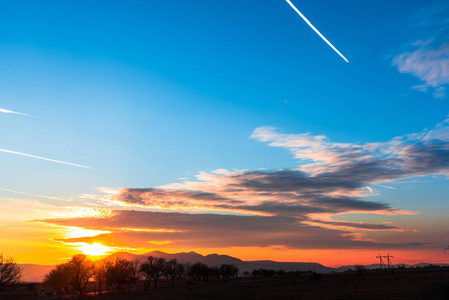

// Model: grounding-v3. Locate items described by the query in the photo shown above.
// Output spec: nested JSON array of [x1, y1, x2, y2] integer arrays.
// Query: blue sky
[[1, 0, 449, 264]]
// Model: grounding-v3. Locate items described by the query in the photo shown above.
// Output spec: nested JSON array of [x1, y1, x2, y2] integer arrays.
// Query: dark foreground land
[[3, 267, 449, 300]]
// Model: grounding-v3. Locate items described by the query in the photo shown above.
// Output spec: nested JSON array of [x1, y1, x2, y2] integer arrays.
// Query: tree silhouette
[[219, 264, 239, 280], [94, 261, 107, 295], [139, 261, 151, 290], [0, 254, 22, 289], [127, 260, 142, 291], [188, 262, 208, 281], [43, 264, 72, 295], [66, 254, 95, 294], [104, 258, 133, 292], [164, 259, 182, 286], [43, 254, 95, 295], [140, 256, 166, 289]]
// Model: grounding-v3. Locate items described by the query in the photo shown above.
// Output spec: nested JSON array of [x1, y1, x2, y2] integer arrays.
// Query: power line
[[395, 249, 449, 264]]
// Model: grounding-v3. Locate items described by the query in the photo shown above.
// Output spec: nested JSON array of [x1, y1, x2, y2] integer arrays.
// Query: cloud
[[304, 219, 409, 231], [40, 210, 426, 250], [250, 117, 449, 180], [0, 149, 92, 169], [392, 3, 449, 98], [0, 108, 29, 116], [393, 41, 449, 97], [38, 117, 449, 251]]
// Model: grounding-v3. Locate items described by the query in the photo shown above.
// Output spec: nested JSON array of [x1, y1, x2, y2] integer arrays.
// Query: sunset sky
[[1, 0, 449, 266]]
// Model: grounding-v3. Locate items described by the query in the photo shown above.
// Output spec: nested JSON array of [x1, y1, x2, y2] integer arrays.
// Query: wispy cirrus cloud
[[393, 41, 449, 98], [392, 3, 449, 98]]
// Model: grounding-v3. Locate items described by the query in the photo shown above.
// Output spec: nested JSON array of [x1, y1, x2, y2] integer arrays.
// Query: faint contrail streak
[[0, 187, 71, 202], [375, 184, 396, 190], [0, 149, 92, 169], [0, 108, 29, 116], [285, 0, 349, 63]]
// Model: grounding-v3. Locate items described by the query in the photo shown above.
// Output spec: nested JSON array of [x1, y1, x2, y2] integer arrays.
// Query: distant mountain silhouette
[[20, 264, 55, 283], [19, 251, 449, 282], [101, 251, 243, 267], [102, 251, 330, 273], [244, 260, 332, 273], [101, 251, 145, 262]]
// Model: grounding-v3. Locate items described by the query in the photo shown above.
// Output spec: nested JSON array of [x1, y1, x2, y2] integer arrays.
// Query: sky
[[1, 0, 449, 266]]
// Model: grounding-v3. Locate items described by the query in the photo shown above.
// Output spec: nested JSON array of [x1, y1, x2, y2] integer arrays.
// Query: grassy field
[[2, 267, 449, 300]]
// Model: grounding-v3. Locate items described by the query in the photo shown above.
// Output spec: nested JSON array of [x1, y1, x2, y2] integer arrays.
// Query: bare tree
[[164, 259, 181, 286], [105, 258, 132, 292], [219, 264, 239, 280], [176, 263, 186, 281], [44, 254, 95, 295], [140, 261, 151, 290], [140, 256, 166, 289], [43, 264, 72, 295], [66, 254, 95, 294], [127, 260, 142, 291], [0, 254, 22, 289], [94, 261, 107, 295], [188, 262, 208, 281]]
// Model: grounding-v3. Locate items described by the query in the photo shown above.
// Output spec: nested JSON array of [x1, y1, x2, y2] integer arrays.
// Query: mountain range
[[20, 251, 449, 283]]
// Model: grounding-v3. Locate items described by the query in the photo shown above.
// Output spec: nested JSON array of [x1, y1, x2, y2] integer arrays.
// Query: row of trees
[[43, 254, 239, 295], [249, 268, 304, 278]]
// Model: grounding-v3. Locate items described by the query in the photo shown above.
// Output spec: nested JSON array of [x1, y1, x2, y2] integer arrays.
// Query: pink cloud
[[393, 41, 449, 98]]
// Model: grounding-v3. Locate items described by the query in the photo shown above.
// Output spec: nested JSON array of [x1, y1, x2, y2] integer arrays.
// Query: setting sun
[[78, 242, 112, 256]]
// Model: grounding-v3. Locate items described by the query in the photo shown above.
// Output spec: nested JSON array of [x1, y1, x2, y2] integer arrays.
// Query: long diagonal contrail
[[285, 0, 349, 63], [0, 149, 92, 169]]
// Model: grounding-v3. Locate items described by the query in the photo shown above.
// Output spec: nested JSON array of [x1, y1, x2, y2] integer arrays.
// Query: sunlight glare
[[78, 242, 112, 256], [66, 226, 111, 238]]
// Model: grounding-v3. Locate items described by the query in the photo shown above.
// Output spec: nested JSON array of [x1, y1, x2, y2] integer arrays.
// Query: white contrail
[[0, 108, 29, 116], [0, 187, 71, 202], [0, 149, 92, 169], [285, 0, 349, 63], [375, 184, 396, 190]]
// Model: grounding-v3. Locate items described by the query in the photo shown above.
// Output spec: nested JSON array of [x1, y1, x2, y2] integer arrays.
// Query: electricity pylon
[[376, 253, 394, 269], [376, 253, 385, 269]]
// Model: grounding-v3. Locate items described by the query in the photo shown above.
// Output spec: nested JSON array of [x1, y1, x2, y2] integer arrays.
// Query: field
[[2, 267, 449, 300]]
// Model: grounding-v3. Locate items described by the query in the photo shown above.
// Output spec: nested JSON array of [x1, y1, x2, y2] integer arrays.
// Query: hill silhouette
[[20, 264, 55, 283], [101, 251, 331, 274]]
